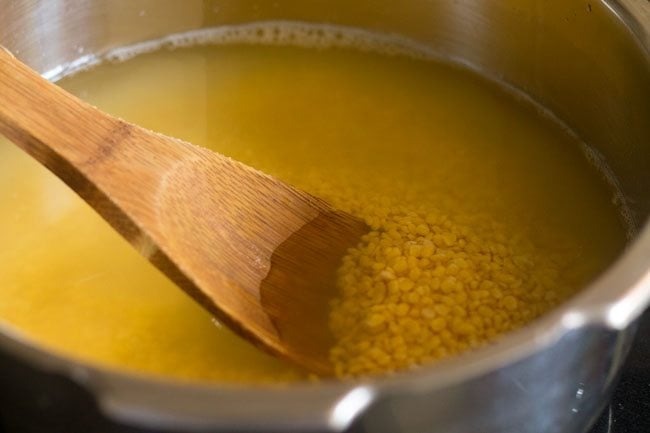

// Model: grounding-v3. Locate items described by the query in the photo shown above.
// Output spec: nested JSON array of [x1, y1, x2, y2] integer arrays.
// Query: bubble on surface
[[46, 21, 436, 80], [580, 143, 636, 237]]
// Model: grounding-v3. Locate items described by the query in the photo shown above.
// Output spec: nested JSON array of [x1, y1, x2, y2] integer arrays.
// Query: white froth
[[579, 143, 636, 238], [102, 21, 433, 64]]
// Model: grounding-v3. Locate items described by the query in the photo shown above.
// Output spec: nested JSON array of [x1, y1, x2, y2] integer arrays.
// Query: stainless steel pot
[[1, 1, 649, 432]]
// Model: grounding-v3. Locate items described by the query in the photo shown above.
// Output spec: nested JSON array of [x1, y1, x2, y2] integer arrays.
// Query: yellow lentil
[[326, 191, 575, 378]]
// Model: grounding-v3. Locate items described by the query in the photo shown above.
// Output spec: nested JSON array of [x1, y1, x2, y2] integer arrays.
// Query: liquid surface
[[0, 24, 626, 382]]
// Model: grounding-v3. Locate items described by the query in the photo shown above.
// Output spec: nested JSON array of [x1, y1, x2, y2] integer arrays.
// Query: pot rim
[[0, 0, 649, 430]]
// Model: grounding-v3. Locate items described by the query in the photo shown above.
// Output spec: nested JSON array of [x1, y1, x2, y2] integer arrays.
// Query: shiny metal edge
[[0, 0, 648, 431], [606, 0, 650, 51]]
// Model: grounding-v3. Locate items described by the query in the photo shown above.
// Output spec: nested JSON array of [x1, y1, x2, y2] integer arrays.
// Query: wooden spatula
[[0, 47, 367, 376]]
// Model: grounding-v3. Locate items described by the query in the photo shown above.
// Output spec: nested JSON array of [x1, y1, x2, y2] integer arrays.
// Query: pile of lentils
[[320, 187, 568, 378]]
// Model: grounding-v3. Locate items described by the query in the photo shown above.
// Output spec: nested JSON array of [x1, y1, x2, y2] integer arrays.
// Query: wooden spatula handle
[[0, 46, 316, 364], [0, 47, 363, 374], [0, 47, 171, 237]]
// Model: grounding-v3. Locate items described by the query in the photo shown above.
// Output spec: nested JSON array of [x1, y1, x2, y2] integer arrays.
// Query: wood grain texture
[[0, 47, 367, 375]]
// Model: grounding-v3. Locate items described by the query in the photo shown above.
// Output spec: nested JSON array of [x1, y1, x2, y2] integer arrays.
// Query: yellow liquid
[[0, 25, 626, 383]]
